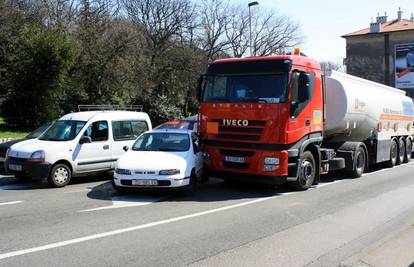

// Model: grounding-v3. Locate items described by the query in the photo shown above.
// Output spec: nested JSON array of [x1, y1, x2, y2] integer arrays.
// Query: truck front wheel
[[290, 151, 315, 191]]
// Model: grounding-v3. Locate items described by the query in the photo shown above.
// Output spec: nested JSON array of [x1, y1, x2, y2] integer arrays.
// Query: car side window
[[192, 133, 200, 154], [84, 121, 108, 142], [112, 120, 148, 141]]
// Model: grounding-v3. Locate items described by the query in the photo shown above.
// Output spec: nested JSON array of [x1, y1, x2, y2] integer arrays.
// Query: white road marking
[[0, 201, 23, 206], [64, 188, 92, 194], [0, 192, 293, 260], [315, 180, 345, 188], [79, 194, 170, 212]]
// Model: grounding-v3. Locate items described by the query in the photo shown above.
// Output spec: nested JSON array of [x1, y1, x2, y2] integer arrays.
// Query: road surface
[[1, 163, 414, 267]]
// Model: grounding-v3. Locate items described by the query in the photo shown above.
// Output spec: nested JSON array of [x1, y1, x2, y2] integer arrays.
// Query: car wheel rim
[[54, 167, 69, 185]]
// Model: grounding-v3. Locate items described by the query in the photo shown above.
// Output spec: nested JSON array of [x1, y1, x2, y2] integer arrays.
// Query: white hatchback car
[[113, 129, 203, 194]]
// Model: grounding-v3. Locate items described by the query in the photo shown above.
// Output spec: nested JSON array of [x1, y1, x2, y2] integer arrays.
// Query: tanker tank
[[324, 71, 414, 143]]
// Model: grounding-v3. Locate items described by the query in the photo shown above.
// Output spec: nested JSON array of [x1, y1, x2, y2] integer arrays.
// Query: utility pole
[[248, 1, 259, 57]]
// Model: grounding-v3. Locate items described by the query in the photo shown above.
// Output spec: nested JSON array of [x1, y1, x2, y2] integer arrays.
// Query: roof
[[59, 111, 150, 122], [342, 19, 414, 37], [150, 128, 193, 134]]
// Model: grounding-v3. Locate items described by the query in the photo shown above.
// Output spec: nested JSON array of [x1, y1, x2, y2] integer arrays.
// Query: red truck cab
[[199, 54, 325, 189]]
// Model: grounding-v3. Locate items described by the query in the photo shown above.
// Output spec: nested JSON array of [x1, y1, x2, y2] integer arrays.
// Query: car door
[[191, 133, 203, 177], [110, 120, 149, 168], [74, 120, 112, 172]]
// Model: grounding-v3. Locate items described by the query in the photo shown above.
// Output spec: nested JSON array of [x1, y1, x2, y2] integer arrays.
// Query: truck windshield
[[132, 133, 190, 152], [203, 74, 288, 103], [39, 121, 86, 141]]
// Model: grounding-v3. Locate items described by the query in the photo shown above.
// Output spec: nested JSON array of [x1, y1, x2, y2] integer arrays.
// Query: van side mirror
[[79, 136, 92, 144], [298, 73, 311, 102], [123, 146, 129, 152], [196, 75, 205, 102]]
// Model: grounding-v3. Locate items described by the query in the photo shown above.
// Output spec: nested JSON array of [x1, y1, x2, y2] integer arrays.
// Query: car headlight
[[264, 157, 279, 165], [159, 169, 180, 175], [28, 150, 45, 163], [115, 168, 131, 175]]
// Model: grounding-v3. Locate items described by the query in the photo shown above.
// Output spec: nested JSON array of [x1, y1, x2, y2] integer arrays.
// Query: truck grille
[[223, 161, 250, 169], [210, 119, 266, 141], [220, 149, 255, 157]]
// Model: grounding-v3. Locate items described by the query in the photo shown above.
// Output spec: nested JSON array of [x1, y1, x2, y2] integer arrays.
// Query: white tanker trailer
[[321, 70, 414, 177]]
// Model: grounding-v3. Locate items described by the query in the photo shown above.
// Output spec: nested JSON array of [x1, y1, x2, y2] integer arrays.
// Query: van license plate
[[132, 179, 158, 186], [225, 156, 245, 163], [9, 164, 22, 171]]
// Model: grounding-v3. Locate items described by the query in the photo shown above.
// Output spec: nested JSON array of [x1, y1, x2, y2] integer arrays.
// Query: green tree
[[1, 26, 78, 126]]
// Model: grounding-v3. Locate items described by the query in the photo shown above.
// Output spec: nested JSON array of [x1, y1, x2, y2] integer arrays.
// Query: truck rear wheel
[[290, 151, 315, 191], [404, 138, 412, 163], [386, 139, 398, 168], [350, 147, 366, 178], [397, 138, 405, 165]]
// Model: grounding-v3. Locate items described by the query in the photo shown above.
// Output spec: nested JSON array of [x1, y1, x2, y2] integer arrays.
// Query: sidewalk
[[343, 224, 414, 267]]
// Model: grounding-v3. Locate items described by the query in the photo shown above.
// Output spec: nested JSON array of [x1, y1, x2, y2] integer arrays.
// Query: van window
[[112, 120, 148, 141], [84, 121, 109, 142]]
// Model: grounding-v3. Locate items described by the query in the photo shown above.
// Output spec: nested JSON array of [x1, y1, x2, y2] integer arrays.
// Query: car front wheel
[[47, 164, 71, 188]]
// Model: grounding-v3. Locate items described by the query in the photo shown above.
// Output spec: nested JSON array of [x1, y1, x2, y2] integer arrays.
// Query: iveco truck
[[198, 51, 414, 190]]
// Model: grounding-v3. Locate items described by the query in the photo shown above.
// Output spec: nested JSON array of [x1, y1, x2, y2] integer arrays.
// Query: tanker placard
[[395, 43, 414, 90]]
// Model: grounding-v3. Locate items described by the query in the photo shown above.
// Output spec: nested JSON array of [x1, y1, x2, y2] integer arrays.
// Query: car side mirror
[[79, 136, 92, 144], [123, 146, 129, 152], [298, 73, 311, 102]]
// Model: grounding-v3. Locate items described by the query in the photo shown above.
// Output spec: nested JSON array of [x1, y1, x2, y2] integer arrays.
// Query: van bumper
[[5, 158, 52, 179]]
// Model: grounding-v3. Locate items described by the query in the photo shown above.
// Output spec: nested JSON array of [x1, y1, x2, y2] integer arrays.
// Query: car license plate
[[132, 179, 158, 186], [224, 156, 245, 163], [9, 164, 22, 171]]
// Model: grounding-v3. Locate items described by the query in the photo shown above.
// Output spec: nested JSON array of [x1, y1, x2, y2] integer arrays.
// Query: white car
[[6, 111, 152, 187], [113, 129, 203, 194]]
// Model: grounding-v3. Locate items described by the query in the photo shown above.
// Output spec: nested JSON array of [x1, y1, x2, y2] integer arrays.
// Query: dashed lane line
[[0, 201, 23, 206]]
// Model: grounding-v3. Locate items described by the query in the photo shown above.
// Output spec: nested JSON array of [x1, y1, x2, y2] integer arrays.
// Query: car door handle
[[103, 145, 109, 150], [305, 119, 311, 126]]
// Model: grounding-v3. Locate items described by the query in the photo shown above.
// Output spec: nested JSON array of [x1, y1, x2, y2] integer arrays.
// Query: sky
[[233, 0, 414, 62]]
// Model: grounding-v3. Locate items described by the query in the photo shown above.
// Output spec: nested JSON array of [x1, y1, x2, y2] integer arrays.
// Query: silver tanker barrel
[[324, 70, 414, 143]]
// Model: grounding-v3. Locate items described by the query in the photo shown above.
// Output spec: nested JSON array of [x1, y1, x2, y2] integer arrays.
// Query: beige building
[[342, 9, 414, 97]]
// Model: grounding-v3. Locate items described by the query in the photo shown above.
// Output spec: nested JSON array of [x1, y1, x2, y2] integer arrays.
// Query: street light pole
[[248, 1, 259, 57]]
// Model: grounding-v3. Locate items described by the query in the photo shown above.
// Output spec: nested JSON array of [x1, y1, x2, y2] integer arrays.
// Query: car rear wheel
[[47, 164, 71, 188]]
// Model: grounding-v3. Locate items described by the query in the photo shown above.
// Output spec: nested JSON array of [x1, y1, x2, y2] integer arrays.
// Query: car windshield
[[203, 74, 288, 103], [132, 133, 190, 152], [26, 123, 52, 139], [39, 120, 86, 141]]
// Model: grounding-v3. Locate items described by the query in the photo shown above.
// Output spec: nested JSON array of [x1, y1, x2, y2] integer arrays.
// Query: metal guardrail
[[78, 105, 143, 112]]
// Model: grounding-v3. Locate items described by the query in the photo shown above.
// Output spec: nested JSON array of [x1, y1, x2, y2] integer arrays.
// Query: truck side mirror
[[123, 146, 129, 152], [196, 75, 205, 102], [298, 73, 311, 102], [79, 136, 92, 144]]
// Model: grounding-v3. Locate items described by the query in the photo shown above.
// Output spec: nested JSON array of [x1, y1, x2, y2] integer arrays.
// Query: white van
[[5, 110, 152, 187]]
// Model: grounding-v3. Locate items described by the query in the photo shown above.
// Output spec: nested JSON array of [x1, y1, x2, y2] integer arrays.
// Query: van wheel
[[47, 164, 71, 188], [404, 138, 412, 163], [182, 170, 198, 196], [289, 151, 315, 191], [386, 139, 398, 168], [350, 147, 366, 178], [397, 138, 405, 165]]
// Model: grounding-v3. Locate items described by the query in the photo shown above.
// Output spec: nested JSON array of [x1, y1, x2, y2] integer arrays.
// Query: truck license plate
[[132, 179, 158, 186], [9, 164, 22, 171], [224, 156, 245, 163]]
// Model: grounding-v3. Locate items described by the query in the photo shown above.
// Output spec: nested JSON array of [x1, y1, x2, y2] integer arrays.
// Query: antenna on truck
[[78, 105, 143, 112]]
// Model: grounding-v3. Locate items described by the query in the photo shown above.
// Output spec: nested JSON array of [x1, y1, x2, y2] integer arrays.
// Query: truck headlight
[[264, 157, 280, 165], [159, 169, 180, 175], [28, 150, 45, 163], [115, 168, 131, 175]]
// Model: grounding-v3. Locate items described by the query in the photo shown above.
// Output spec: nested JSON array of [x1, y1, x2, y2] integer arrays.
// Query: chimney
[[397, 7, 403, 21], [370, 21, 381, 33], [376, 12, 388, 23]]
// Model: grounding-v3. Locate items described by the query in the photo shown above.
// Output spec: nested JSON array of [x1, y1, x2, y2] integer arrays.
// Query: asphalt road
[[1, 163, 414, 267]]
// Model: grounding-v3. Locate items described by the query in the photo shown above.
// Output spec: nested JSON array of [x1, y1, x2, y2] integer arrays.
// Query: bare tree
[[122, 0, 195, 52], [320, 60, 345, 72], [198, 0, 229, 62], [224, 6, 249, 58]]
